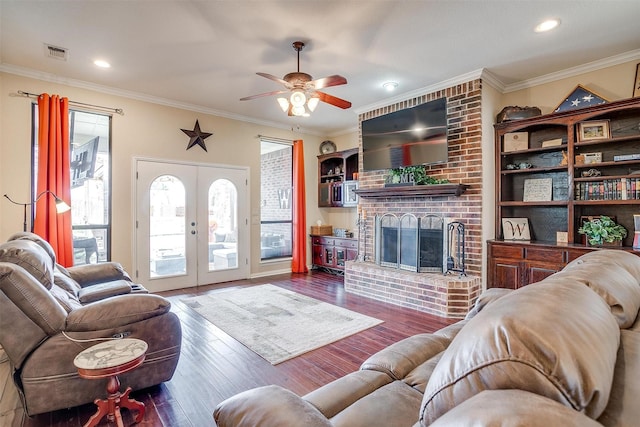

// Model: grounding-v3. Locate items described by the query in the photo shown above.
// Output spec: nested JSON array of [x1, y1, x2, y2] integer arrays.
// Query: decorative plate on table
[[319, 140, 337, 155]]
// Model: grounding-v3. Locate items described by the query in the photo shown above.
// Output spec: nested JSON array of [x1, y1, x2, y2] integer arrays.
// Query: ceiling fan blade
[[311, 75, 347, 90], [316, 91, 352, 109], [240, 90, 289, 101], [256, 72, 292, 88]]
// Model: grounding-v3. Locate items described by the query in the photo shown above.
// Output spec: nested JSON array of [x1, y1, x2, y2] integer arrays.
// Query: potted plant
[[578, 215, 627, 246], [386, 166, 449, 186]]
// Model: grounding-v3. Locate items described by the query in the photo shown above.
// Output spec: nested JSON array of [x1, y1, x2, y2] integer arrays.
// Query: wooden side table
[[73, 338, 148, 427]]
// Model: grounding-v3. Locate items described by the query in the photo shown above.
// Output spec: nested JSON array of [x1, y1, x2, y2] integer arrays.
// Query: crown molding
[[0, 63, 324, 136], [502, 49, 640, 93]]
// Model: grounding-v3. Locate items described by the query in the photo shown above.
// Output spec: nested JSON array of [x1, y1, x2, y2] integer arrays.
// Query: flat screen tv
[[361, 97, 448, 171]]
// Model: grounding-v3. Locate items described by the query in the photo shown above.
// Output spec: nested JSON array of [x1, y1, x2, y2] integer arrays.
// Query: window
[[33, 108, 112, 265], [260, 139, 293, 260]]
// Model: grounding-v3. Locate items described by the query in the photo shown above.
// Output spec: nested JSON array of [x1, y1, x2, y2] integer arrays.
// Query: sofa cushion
[[430, 390, 602, 427], [9, 232, 57, 264], [0, 240, 54, 289], [214, 385, 332, 427], [420, 280, 620, 425], [543, 266, 640, 328], [564, 249, 640, 283], [598, 329, 640, 426], [360, 333, 449, 380], [464, 287, 512, 320], [50, 284, 82, 312]]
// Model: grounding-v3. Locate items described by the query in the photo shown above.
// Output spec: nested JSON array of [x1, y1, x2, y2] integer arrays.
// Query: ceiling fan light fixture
[[307, 97, 320, 112], [277, 97, 290, 112], [290, 90, 306, 107], [292, 105, 306, 116]]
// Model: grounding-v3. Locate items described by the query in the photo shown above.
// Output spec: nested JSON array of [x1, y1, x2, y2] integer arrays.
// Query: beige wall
[[2, 59, 638, 282], [0, 72, 331, 277]]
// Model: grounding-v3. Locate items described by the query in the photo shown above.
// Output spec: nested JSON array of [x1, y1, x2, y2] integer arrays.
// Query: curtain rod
[[257, 134, 294, 144], [16, 90, 124, 115]]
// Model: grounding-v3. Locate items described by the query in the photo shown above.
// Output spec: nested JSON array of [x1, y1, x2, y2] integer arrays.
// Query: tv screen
[[361, 97, 448, 171]]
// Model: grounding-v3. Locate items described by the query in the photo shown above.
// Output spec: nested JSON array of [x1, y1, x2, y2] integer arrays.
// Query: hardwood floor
[[17, 271, 456, 426]]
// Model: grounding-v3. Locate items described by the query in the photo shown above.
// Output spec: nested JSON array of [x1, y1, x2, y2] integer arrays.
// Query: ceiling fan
[[240, 41, 352, 117]]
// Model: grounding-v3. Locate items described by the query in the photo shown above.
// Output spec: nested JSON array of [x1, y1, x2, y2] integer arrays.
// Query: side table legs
[[83, 375, 145, 427]]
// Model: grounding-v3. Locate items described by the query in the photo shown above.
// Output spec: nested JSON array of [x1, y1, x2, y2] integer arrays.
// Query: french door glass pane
[[208, 179, 238, 271], [149, 175, 186, 277]]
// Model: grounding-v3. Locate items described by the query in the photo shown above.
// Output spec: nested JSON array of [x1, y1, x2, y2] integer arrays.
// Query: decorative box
[[310, 225, 333, 236]]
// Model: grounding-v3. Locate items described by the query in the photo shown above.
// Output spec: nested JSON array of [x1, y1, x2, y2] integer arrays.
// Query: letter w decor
[[502, 218, 531, 240]]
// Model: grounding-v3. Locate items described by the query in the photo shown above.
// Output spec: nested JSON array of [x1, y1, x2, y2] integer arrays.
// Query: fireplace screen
[[375, 214, 447, 273]]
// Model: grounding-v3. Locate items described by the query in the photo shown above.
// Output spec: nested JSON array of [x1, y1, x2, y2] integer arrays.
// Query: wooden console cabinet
[[488, 240, 592, 289], [489, 97, 640, 288], [311, 235, 357, 272]]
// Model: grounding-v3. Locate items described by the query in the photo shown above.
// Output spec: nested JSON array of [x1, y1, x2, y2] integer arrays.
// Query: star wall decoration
[[181, 119, 212, 151]]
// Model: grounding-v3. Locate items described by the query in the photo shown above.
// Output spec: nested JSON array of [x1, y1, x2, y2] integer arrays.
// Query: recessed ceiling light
[[535, 19, 560, 33], [383, 81, 398, 91], [94, 59, 111, 68]]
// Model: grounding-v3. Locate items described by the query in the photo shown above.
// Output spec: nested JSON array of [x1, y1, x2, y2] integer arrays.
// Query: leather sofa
[[214, 249, 640, 426], [0, 232, 182, 416]]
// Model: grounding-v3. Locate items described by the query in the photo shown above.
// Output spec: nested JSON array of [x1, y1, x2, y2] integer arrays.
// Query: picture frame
[[577, 120, 611, 142], [634, 63, 640, 98], [503, 132, 528, 152], [502, 218, 531, 240], [523, 177, 553, 202], [554, 84, 608, 113]]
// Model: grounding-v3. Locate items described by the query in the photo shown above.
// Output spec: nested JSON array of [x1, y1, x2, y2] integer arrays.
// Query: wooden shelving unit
[[489, 97, 640, 288]]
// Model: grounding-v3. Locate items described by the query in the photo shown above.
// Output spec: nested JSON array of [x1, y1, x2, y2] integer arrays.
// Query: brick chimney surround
[[345, 80, 483, 319]]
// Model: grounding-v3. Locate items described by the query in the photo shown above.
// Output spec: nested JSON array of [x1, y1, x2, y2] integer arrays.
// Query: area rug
[[181, 284, 383, 364]]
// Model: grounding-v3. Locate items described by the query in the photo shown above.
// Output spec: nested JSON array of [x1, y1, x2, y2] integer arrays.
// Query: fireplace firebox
[[375, 214, 448, 273]]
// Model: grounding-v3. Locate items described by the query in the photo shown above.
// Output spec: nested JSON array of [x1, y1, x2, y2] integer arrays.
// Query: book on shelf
[[613, 154, 640, 162], [575, 177, 640, 200]]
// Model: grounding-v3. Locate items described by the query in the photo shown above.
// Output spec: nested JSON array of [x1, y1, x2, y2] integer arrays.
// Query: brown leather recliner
[[0, 232, 182, 416]]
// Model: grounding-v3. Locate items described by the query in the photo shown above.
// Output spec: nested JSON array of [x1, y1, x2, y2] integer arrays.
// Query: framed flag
[[553, 85, 608, 113], [634, 63, 640, 98]]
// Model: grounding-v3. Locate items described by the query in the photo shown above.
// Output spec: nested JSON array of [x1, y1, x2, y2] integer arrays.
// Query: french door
[[135, 159, 249, 292]]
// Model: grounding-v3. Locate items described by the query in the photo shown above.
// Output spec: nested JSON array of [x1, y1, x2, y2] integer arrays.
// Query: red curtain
[[291, 139, 308, 273], [34, 94, 73, 266]]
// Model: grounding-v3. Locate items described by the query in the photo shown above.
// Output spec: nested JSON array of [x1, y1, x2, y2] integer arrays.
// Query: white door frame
[[133, 157, 250, 291]]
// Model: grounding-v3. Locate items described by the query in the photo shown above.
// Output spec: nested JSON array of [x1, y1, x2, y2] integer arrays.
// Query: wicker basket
[[310, 225, 333, 236]]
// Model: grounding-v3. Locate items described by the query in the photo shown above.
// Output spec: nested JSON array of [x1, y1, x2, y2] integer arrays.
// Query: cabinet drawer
[[490, 244, 524, 259], [312, 236, 334, 245], [524, 247, 564, 263], [335, 238, 357, 249]]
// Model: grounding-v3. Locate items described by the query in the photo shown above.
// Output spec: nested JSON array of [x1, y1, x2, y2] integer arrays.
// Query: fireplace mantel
[[355, 183, 469, 198]]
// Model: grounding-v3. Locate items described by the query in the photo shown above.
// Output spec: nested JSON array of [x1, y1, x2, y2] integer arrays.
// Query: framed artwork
[[523, 177, 553, 202], [577, 120, 610, 142], [554, 84, 608, 113], [502, 218, 531, 240], [634, 63, 640, 98]]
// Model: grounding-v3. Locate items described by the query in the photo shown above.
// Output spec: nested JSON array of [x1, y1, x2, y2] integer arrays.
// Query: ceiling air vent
[[44, 44, 69, 61]]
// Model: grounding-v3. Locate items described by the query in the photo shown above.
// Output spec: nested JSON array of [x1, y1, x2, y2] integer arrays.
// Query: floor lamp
[[3, 190, 71, 232]]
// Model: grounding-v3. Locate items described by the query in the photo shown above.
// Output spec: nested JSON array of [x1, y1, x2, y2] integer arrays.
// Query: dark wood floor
[[20, 271, 456, 426]]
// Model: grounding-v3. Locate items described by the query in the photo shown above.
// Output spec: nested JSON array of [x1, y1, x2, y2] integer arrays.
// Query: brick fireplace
[[344, 79, 483, 319]]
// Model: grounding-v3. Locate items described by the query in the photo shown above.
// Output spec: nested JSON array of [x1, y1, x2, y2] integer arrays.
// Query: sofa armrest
[[428, 390, 601, 427], [214, 385, 332, 427], [66, 262, 131, 287], [65, 294, 171, 332]]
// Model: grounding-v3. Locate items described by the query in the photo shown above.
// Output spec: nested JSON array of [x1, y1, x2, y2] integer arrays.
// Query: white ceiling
[[2, 1, 640, 136]]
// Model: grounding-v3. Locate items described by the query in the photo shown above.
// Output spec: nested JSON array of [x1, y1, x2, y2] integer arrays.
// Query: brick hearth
[[345, 261, 481, 319]]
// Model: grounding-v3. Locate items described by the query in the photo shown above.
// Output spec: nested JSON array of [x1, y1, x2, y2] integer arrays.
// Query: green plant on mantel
[[387, 166, 449, 185], [578, 215, 627, 246]]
